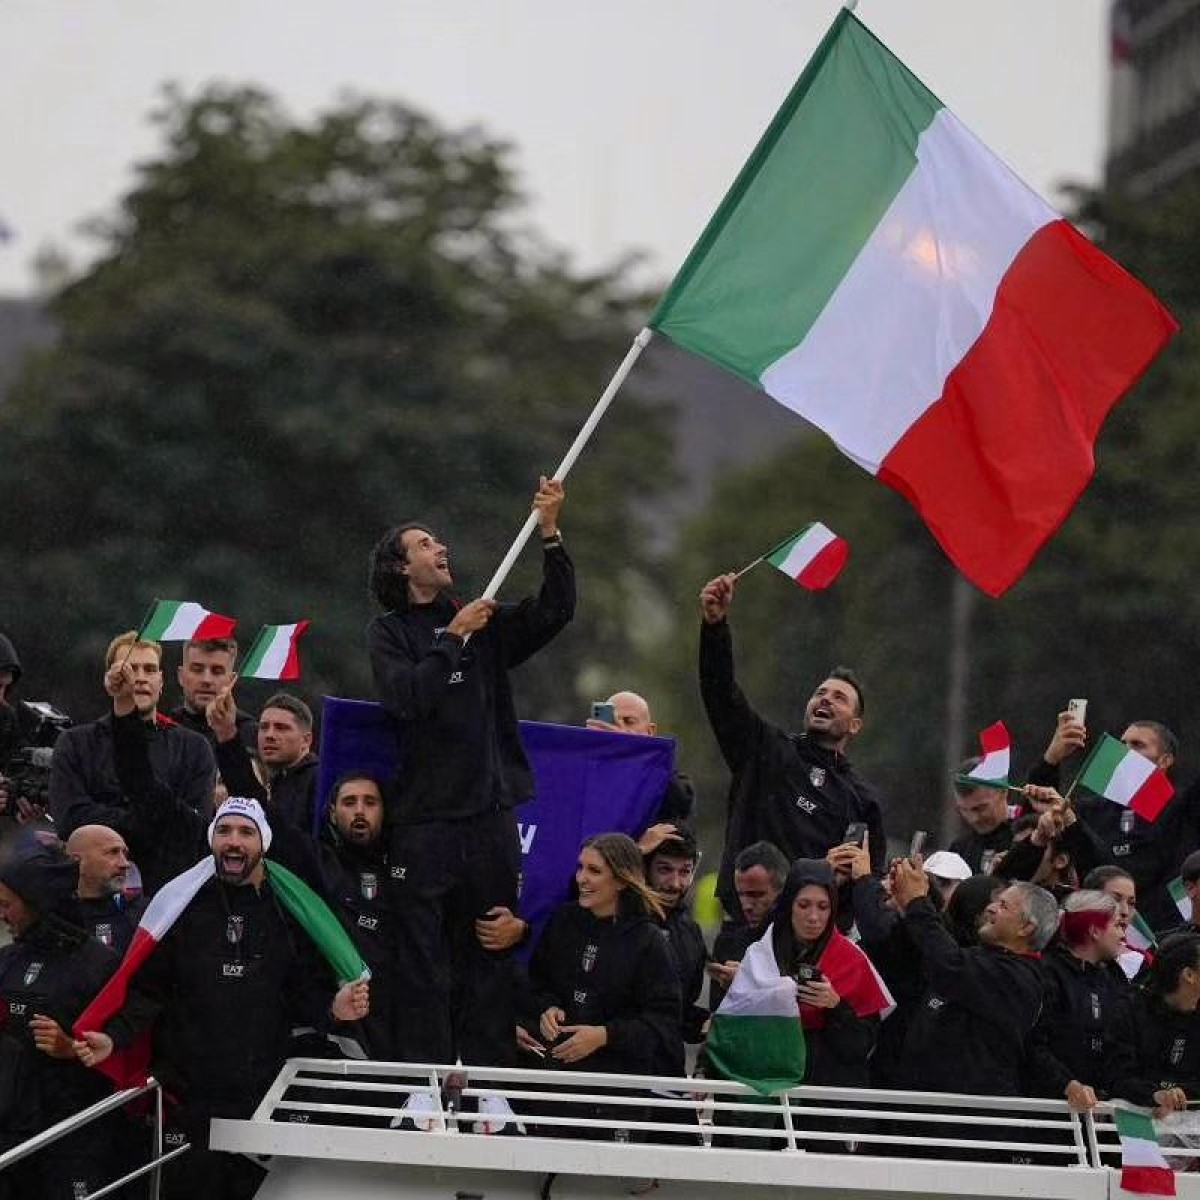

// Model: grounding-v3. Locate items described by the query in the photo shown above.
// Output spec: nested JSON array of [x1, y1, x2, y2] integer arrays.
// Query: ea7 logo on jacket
[[357, 915, 380, 932], [448, 671, 464, 685], [794, 796, 817, 814], [222, 963, 245, 978], [390, 866, 407, 881]]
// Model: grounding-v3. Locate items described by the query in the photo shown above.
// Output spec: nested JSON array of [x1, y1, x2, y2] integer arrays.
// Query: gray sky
[[1, 1, 1110, 297]]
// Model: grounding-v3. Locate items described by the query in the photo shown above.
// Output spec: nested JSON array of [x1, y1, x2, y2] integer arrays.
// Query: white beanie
[[207, 796, 273, 852], [923, 850, 972, 882]]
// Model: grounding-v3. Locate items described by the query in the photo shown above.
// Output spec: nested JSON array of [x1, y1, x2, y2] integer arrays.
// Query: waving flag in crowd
[[138, 599, 236, 642], [649, 8, 1177, 597], [240, 620, 311, 680], [764, 523, 849, 591], [1076, 733, 1174, 823], [959, 722, 1012, 789]]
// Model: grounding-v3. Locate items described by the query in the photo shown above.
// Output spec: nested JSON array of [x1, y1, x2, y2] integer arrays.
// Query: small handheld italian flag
[[1114, 1107, 1176, 1196], [138, 599, 236, 642], [763, 523, 849, 591], [1119, 912, 1157, 981], [958, 721, 1011, 789], [1075, 733, 1174, 823], [240, 621, 311, 680], [1168, 878, 1192, 923]]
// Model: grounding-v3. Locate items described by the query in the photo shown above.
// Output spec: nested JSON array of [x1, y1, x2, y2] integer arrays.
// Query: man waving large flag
[[650, 7, 1177, 597]]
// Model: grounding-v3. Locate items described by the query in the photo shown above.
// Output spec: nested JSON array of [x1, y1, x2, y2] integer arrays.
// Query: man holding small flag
[[1030, 713, 1192, 935], [699, 570, 885, 926], [73, 795, 369, 1200], [949, 722, 1016, 874], [49, 631, 216, 896]]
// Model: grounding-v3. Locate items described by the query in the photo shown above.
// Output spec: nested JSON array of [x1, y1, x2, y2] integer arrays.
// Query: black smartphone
[[844, 821, 868, 847], [909, 830, 930, 858], [794, 963, 825, 985]]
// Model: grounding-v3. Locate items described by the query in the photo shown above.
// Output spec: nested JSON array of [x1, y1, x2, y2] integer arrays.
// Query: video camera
[[2, 700, 71, 810]]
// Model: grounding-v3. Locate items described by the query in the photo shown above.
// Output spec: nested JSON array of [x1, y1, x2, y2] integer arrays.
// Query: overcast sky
[[1, 1, 1111, 297]]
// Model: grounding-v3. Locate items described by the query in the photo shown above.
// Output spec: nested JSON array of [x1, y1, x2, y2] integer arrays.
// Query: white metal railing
[[208, 1058, 1118, 1197], [0, 1075, 189, 1200]]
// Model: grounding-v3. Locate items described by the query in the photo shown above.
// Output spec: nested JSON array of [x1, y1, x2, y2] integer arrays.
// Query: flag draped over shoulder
[[707, 929, 806, 1096], [800, 927, 895, 1029], [74, 857, 368, 1087], [649, 10, 1177, 597]]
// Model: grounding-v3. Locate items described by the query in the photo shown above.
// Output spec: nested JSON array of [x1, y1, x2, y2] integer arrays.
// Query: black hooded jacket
[[0, 849, 118, 1142], [699, 620, 886, 919], [524, 895, 682, 1078], [1025, 942, 1151, 1104], [769, 859, 878, 1088], [898, 895, 1045, 1095], [368, 542, 575, 824], [104, 872, 339, 1117]]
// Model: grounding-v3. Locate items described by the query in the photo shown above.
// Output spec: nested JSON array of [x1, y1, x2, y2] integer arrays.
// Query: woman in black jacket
[[1128, 931, 1200, 1110], [521, 833, 682, 1139]]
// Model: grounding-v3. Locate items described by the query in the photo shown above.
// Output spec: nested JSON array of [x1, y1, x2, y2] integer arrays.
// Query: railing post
[[152, 1081, 165, 1200], [1083, 1108, 1103, 1169], [780, 1090, 799, 1152]]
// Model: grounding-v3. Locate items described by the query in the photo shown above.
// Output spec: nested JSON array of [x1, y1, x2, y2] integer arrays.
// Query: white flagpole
[[480, 326, 654, 599]]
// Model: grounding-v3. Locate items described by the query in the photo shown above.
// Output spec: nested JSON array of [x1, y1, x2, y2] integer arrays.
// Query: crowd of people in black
[[3, 477, 1200, 1199]]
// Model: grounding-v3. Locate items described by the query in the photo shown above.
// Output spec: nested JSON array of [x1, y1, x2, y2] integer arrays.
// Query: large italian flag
[[650, 10, 1177, 597]]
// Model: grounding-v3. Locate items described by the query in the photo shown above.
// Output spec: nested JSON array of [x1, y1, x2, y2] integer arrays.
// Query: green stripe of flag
[[266, 860, 369, 984], [649, 10, 942, 383]]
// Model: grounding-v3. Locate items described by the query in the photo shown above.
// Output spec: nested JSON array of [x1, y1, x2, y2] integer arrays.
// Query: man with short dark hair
[[318, 772, 397, 1058], [707, 840, 789, 1010], [210, 690, 319, 833], [891, 863, 1057, 1096], [49, 632, 215, 895], [169, 637, 257, 751], [65, 824, 147, 955], [1030, 711, 1192, 932], [698, 573, 886, 922], [367, 476, 574, 1069], [949, 758, 1013, 874], [645, 828, 707, 1047]]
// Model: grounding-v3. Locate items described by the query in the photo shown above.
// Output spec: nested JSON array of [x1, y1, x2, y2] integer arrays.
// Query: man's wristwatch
[[541, 532, 563, 548]]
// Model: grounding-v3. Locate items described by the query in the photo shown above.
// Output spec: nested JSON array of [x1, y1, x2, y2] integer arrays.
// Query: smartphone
[[794, 963, 825, 985], [844, 821, 868, 847], [1067, 698, 1088, 724], [909, 830, 929, 859], [590, 701, 616, 725]]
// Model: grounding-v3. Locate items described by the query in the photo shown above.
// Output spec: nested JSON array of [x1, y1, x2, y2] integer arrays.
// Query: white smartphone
[[1067, 698, 1088, 724]]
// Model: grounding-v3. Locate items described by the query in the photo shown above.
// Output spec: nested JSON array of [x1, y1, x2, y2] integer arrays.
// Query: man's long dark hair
[[368, 522, 433, 612]]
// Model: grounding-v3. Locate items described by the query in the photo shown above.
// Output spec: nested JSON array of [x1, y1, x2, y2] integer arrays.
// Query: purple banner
[[316, 697, 675, 949]]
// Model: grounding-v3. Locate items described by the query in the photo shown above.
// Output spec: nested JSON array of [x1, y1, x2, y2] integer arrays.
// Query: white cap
[[207, 796, 273, 852], [923, 850, 972, 881]]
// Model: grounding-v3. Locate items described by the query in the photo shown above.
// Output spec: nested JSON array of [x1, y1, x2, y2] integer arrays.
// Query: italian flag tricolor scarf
[[706, 926, 893, 1096], [74, 857, 368, 1088]]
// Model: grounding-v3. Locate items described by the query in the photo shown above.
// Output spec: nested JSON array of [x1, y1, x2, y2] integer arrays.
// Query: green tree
[[0, 85, 674, 724]]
